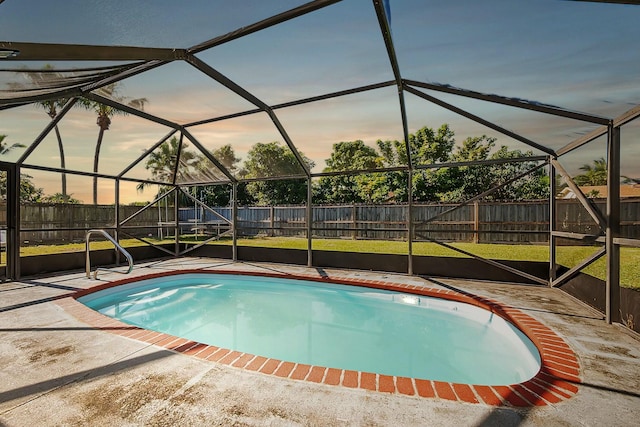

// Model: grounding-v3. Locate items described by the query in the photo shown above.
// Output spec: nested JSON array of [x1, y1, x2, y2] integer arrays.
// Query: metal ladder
[[85, 229, 133, 279]]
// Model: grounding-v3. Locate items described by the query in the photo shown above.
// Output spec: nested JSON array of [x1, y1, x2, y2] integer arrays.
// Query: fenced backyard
[[6, 198, 640, 246], [177, 199, 638, 244], [1, 200, 638, 289]]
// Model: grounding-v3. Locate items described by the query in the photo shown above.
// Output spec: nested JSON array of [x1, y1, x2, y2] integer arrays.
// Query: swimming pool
[[78, 272, 541, 386]]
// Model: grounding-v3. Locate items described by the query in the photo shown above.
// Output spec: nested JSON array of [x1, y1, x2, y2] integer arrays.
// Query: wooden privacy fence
[[181, 199, 640, 244], [215, 202, 550, 243], [4, 198, 640, 245], [13, 204, 167, 245]]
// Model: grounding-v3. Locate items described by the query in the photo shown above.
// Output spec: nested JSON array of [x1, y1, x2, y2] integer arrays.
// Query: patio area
[[0, 258, 638, 426]]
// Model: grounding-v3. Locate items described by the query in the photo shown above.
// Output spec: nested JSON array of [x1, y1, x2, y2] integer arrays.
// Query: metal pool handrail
[[85, 229, 133, 279]]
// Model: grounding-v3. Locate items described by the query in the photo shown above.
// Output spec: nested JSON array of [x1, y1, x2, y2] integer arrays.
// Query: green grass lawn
[[209, 237, 639, 289], [10, 236, 639, 289]]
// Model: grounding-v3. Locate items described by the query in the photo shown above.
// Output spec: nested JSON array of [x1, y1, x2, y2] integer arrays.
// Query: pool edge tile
[[61, 270, 583, 407]]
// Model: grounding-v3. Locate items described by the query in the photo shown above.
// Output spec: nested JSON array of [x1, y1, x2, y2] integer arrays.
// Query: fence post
[[352, 204, 357, 239], [473, 200, 480, 244], [269, 206, 275, 237]]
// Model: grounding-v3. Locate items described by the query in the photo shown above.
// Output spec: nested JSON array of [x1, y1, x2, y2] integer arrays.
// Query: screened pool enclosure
[[1, 1, 639, 327]]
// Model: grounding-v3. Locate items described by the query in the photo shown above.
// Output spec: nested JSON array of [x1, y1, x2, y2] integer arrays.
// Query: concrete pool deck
[[0, 257, 639, 426]]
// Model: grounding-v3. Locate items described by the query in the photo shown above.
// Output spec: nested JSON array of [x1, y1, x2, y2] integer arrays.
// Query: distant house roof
[[559, 185, 640, 199]]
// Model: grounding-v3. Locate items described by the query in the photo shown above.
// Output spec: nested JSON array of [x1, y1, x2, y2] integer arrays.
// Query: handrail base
[[86, 229, 134, 279]]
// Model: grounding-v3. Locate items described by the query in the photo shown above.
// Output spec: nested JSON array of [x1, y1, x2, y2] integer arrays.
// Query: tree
[[486, 147, 549, 201], [0, 134, 25, 155], [573, 158, 607, 186], [376, 124, 457, 203], [212, 144, 241, 174], [41, 193, 82, 204], [87, 83, 148, 204], [437, 135, 497, 202], [138, 141, 244, 207], [0, 135, 43, 202], [137, 136, 199, 189], [194, 145, 242, 206], [438, 136, 548, 202], [137, 136, 201, 211], [316, 140, 382, 203], [25, 66, 71, 200], [240, 142, 313, 205], [9, 65, 89, 201]]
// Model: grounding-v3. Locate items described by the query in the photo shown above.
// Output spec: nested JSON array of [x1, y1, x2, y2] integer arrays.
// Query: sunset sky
[[1, 0, 639, 204]]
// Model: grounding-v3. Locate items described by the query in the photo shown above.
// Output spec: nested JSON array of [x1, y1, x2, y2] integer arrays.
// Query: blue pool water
[[79, 273, 541, 385]]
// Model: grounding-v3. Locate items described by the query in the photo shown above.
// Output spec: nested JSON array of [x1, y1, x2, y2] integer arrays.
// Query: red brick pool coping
[[58, 269, 581, 407]]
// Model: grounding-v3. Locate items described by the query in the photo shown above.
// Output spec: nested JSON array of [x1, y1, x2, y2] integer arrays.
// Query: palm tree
[[211, 144, 240, 173], [31, 67, 70, 200], [89, 83, 147, 204], [136, 136, 199, 193], [11, 65, 72, 200], [0, 134, 25, 155], [573, 157, 607, 186]]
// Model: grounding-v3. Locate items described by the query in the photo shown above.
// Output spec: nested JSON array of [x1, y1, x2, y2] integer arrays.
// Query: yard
[[11, 236, 640, 289]]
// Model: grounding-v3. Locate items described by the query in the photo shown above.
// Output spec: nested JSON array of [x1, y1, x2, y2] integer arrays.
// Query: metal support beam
[[183, 80, 396, 128], [405, 79, 610, 125], [372, 0, 401, 82], [372, 0, 414, 275], [180, 128, 237, 182], [188, 0, 341, 54], [552, 247, 606, 288], [184, 55, 312, 177], [16, 97, 78, 165], [1, 61, 168, 108], [307, 178, 313, 268], [171, 133, 185, 186], [174, 188, 180, 256], [552, 230, 605, 243], [232, 182, 238, 262], [372, 0, 412, 170], [614, 237, 640, 247], [418, 162, 547, 227], [120, 188, 176, 226], [118, 129, 178, 177], [606, 125, 621, 323], [84, 92, 179, 129], [419, 235, 548, 286], [271, 81, 397, 111], [179, 187, 233, 224], [405, 85, 556, 156], [415, 156, 548, 171], [266, 110, 311, 177], [554, 104, 640, 157], [407, 170, 414, 275], [81, 60, 169, 98], [0, 41, 185, 61], [556, 125, 607, 157], [23, 163, 172, 187], [613, 103, 640, 128], [115, 178, 120, 265], [551, 158, 608, 232], [5, 163, 19, 279], [549, 161, 557, 285], [118, 231, 177, 257]]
